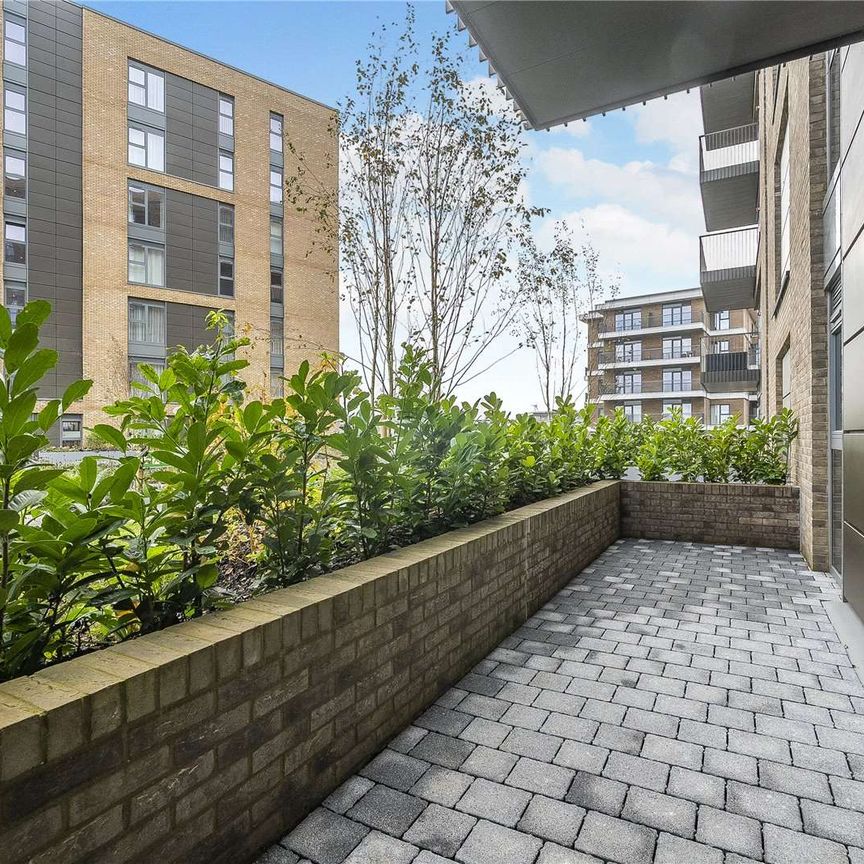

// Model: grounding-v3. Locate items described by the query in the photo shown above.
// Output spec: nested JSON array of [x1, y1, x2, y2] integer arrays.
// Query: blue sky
[[86, 0, 705, 410]]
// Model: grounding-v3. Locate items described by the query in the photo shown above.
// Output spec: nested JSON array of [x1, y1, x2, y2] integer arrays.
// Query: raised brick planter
[[0, 481, 620, 864], [620, 481, 800, 549]]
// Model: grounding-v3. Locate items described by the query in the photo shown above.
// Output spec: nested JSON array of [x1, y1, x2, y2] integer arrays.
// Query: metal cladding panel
[[165, 190, 218, 296], [165, 74, 219, 187], [845, 335, 864, 432], [844, 522, 864, 616], [25, 0, 83, 399], [166, 302, 216, 353], [845, 433, 864, 536]]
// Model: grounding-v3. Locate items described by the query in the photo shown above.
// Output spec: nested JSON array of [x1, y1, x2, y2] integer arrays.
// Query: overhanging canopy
[[450, 1, 864, 129]]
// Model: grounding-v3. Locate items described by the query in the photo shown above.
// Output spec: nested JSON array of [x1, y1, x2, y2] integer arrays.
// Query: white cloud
[[535, 204, 697, 289], [535, 146, 703, 230], [629, 90, 703, 174]]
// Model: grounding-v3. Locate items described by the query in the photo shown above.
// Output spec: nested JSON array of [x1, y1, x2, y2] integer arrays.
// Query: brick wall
[[756, 58, 829, 569], [620, 481, 800, 549], [0, 481, 620, 864]]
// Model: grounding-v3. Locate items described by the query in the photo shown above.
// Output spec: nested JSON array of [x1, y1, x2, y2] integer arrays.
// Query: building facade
[[584, 288, 759, 426], [699, 44, 864, 582], [0, 0, 338, 443]]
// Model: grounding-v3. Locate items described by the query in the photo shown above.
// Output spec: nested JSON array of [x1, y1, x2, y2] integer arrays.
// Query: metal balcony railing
[[600, 310, 704, 334], [599, 379, 698, 396], [700, 226, 758, 273], [700, 226, 758, 312], [699, 123, 758, 177], [701, 332, 760, 392], [598, 345, 700, 365]]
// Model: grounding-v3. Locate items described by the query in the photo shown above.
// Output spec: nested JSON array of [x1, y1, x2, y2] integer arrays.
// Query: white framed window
[[128, 299, 166, 346], [4, 17, 26, 67], [4, 219, 25, 264], [128, 183, 163, 228], [710, 403, 732, 425], [219, 96, 234, 136], [128, 241, 165, 286], [713, 310, 731, 330], [779, 126, 791, 285], [623, 402, 642, 423], [5, 280, 26, 325], [663, 368, 691, 392], [663, 337, 691, 359], [4, 86, 25, 135], [270, 267, 283, 304], [781, 348, 792, 409], [128, 62, 165, 112], [713, 340, 730, 354], [269, 167, 283, 204], [4, 151, 25, 201], [270, 113, 283, 152], [615, 341, 641, 362], [219, 204, 234, 244], [129, 358, 166, 389], [663, 401, 692, 418], [662, 303, 691, 326], [128, 124, 164, 172], [270, 217, 283, 256], [615, 309, 640, 332], [219, 151, 234, 191], [219, 257, 234, 297], [270, 317, 284, 357], [615, 372, 640, 394]]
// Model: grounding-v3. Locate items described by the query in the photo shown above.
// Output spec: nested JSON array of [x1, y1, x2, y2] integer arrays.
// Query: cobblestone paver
[[259, 539, 864, 864]]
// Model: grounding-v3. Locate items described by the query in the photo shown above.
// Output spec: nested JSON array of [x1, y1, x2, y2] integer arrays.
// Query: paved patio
[[259, 539, 864, 864]]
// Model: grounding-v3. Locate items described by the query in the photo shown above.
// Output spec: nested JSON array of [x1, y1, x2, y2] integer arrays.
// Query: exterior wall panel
[[25, 0, 84, 400]]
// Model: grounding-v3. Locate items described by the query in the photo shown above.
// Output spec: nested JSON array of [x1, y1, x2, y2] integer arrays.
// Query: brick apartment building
[[695, 47, 864, 580], [583, 288, 758, 425], [0, 0, 338, 443]]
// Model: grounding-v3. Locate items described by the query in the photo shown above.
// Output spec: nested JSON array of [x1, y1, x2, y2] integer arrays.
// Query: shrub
[[0, 313, 800, 680]]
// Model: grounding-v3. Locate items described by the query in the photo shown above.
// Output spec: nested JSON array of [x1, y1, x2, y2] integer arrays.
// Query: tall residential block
[[0, 0, 339, 443], [584, 288, 759, 426]]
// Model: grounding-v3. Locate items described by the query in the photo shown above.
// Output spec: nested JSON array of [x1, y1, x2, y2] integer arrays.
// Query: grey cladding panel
[[165, 190, 218, 295], [25, 0, 83, 399], [166, 302, 216, 353], [165, 75, 218, 186]]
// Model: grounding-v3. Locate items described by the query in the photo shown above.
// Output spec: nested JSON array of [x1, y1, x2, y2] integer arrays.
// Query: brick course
[[620, 481, 800, 549]]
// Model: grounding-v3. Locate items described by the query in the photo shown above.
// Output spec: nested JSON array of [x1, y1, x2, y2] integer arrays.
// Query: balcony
[[700, 123, 759, 232], [597, 345, 701, 368], [700, 226, 758, 312], [700, 72, 756, 134], [598, 310, 704, 339], [701, 332, 760, 393], [598, 380, 704, 401]]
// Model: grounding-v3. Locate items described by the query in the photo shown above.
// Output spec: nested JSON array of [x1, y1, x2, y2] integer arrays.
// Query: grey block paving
[[270, 540, 864, 864]]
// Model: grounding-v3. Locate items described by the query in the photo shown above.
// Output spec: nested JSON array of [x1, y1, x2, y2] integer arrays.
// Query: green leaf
[[4, 323, 38, 372], [15, 299, 52, 329], [92, 424, 127, 452], [0, 509, 19, 533], [61, 379, 93, 411], [11, 349, 58, 395], [0, 305, 12, 348]]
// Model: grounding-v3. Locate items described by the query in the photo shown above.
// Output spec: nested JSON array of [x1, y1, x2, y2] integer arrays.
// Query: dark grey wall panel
[[165, 75, 219, 186], [165, 188, 218, 295], [25, 0, 83, 399], [166, 301, 213, 353], [845, 433, 864, 536]]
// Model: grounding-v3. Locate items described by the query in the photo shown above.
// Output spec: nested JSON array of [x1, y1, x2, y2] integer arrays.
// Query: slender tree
[[519, 222, 619, 415], [286, 10, 541, 399]]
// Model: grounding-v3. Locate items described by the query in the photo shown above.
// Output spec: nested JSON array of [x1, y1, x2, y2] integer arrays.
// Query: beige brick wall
[[621, 481, 800, 549], [0, 481, 620, 864], [756, 58, 829, 569], [77, 9, 338, 422]]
